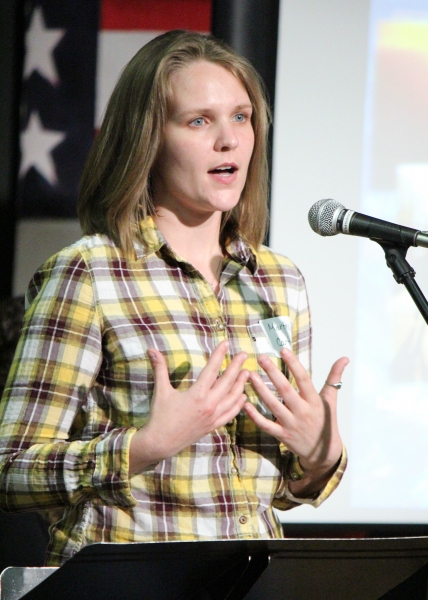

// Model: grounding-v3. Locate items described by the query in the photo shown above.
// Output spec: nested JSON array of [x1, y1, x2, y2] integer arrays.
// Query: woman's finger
[[248, 370, 293, 420], [255, 353, 304, 411], [277, 349, 315, 400], [195, 340, 231, 389], [212, 368, 249, 416], [211, 351, 248, 395], [243, 400, 284, 439], [214, 392, 248, 429], [148, 348, 173, 399]]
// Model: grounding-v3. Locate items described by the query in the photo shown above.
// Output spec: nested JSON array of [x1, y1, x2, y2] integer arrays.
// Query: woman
[[0, 31, 348, 566]]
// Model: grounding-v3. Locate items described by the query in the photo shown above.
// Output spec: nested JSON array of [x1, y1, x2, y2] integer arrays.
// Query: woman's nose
[[214, 122, 238, 152]]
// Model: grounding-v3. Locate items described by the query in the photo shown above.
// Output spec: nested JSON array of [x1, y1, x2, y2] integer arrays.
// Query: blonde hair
[[78, 30, 271, 255]]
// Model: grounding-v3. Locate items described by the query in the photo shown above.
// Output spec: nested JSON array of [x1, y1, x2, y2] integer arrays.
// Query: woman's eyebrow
[[175, 103, 253, 119]]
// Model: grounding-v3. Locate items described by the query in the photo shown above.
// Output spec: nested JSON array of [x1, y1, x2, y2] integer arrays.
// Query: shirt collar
[[134, 216, 166, 256], [134, 216, 259, 274], [225, 236, 258, 274]]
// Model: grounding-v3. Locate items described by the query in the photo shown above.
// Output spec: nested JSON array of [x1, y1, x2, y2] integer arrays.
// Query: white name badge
[[259, 316, 292, 358]]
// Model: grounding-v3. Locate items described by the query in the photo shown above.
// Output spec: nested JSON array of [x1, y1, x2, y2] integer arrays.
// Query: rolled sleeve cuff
[[286, 445, 348, 507], [92, 427, 139, 508], [274, 445, 348, 510]]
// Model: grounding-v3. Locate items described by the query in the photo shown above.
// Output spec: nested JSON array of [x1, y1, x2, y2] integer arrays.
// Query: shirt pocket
[[247, 321, 276, 357]]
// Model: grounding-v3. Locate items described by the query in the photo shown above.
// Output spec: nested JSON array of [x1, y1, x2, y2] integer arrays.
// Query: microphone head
[[308, 198, 345, 236]]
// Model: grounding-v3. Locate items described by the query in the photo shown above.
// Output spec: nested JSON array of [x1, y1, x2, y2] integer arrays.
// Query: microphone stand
[[376, 240, 428, 326]]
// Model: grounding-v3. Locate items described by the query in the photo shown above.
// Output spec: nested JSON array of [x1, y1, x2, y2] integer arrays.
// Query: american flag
[[18, 0, 211, 218]]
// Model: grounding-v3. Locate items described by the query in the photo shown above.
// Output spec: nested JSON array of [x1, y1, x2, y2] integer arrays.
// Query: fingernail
[[147, 350, 156, 361]]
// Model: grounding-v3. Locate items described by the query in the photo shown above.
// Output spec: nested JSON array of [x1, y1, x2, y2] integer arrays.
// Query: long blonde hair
[[78, 30, 271, 255]]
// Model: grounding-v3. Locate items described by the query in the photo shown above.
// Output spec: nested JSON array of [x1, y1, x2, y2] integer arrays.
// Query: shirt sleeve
[[0, 248, 138, 512]]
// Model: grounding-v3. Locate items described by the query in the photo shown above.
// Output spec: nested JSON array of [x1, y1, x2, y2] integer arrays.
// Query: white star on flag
[[23, 6, 65, 85], [20, 111, 66, 185]]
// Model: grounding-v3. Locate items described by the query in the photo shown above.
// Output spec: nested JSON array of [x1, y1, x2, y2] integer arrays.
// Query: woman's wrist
[[287, 447, 343, 498], [129, 426, 164, 475], [297, 439, 343, 476]]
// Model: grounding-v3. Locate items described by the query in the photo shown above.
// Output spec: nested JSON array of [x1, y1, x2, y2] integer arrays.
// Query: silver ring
[[325, 381, 342, 390]]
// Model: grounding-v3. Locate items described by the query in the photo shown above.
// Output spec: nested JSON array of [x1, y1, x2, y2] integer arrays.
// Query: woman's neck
[[153, 208, 224, 291]]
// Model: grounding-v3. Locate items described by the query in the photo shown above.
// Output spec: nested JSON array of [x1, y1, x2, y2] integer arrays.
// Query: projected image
[[352, 0, 428, 511]]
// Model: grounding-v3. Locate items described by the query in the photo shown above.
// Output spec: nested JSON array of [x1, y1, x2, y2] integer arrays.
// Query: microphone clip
[[376, 241, 415, 284], [376, 240, 428, 325]]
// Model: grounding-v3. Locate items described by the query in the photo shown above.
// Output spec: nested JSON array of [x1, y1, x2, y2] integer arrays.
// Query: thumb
[[148, 348, 172, 399]]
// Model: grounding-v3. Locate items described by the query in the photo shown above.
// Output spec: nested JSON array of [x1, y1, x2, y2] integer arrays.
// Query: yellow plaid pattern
[[0, 217, 346, 566]]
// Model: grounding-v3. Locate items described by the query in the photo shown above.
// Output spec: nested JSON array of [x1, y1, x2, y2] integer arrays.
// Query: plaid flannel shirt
[[0, 217, 346, 566]]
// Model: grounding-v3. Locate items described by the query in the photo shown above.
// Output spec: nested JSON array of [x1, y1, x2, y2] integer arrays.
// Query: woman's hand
[[129, 341, 249, 474], [244, 348, 349, 495]]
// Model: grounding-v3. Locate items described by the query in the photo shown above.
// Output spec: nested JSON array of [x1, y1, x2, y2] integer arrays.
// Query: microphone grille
[[308, 198, 344, 236]]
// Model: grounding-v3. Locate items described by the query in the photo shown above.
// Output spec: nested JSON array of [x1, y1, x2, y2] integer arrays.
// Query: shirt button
[[239, 515, 248, 525], [231, 467, 238, 476], [215, 319, 225, 331]]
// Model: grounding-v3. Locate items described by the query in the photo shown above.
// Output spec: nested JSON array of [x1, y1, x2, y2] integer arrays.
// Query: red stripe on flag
[[101, 0, 212, 31]]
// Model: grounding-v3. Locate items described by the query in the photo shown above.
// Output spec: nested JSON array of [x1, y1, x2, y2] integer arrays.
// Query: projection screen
[[271, 0, 428, 524]]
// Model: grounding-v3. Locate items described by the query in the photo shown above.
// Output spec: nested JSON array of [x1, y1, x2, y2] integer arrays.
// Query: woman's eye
[[233, 113, 246, 123], [190, 117, 205, 127]]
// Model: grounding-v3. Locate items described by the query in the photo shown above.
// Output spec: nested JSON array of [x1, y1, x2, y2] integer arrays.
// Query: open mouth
[[209, 165, 237, 175]]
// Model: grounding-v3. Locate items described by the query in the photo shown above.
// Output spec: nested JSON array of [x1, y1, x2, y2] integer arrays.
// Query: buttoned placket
[[195, 269, 256, 537], [166, 248, 257, 538]]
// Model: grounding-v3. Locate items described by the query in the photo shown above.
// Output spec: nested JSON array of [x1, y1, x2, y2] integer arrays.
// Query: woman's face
[[152, 60, 255, 223]]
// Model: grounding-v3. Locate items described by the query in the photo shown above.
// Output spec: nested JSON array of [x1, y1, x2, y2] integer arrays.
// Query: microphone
[[308, 198, 428, 248]]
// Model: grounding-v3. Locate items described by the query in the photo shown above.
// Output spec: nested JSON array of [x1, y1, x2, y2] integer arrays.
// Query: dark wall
[[0, 0, 23, 299], [211, 0, 280, 115]]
